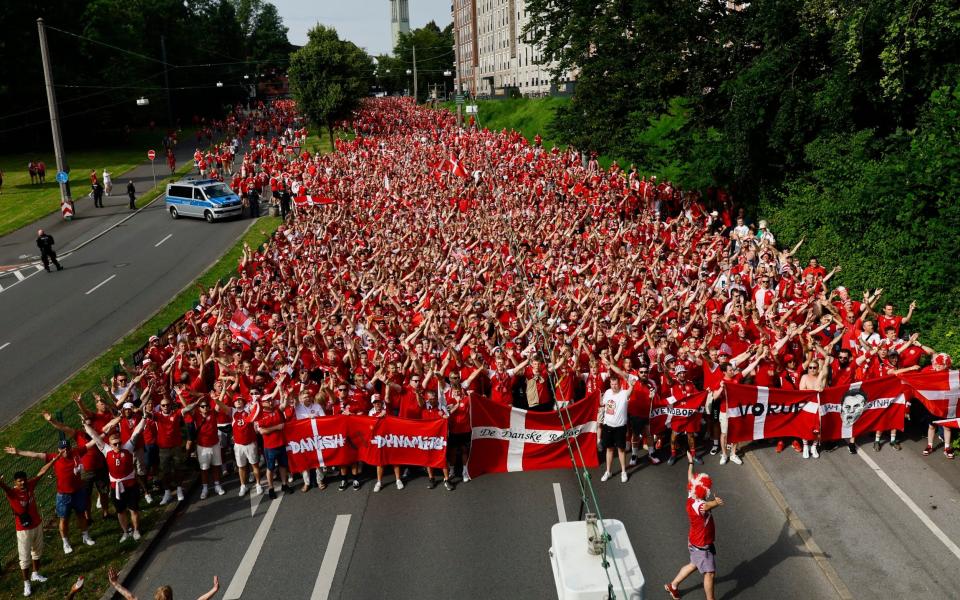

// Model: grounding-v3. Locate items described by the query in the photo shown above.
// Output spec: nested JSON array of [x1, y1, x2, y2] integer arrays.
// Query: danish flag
[[901, 370, 960, 418], [228, 309, 263, 346]]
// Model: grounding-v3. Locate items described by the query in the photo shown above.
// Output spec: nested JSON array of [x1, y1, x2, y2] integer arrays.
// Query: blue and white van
[[165, 178, 243, 222]]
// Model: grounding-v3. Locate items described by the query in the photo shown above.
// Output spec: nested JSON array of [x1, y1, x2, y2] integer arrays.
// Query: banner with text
[[819, 376, 907, 440], [725, 384, 820, 443]]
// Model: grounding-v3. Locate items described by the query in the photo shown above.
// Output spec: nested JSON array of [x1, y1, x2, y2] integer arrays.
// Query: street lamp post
[[443, 70, 452, 100], [406, 68, 412, 97]]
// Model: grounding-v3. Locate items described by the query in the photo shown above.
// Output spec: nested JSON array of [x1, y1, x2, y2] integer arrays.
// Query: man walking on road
[[36, 230, 62, 272], [665, 462, 725, 600], [92, 181, 104, 208], [126, 181, 136, 209]]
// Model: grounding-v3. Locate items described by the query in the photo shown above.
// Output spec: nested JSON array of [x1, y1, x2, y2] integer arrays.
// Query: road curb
[[744, 451, 854, 600], [98, 478, 198, 600]]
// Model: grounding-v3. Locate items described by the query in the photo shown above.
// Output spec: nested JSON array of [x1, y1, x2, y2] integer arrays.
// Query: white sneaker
[[96, 496, 102, 510], [132, 530, 141, 541], [159, 490, 172, 506], [255, 483, 263, 495], [215, 484, 225, 496], [620, 472, 628, 483], [287, 475, 293, 484], [396, 480, 404, 490], [811, 445, 820, 459], [23, 581, 30, 597], [462, 469, 471, 483], [144, 493, 154, 505], [730, 454, 743, 465], [238, 485, 249, 497], [119, 533, 129, 543], [30, 573, 46, 583], [373, 481, 382, 493], [176, 487, 185, 502], [62, 539, 73, 555], [803, 445, 811, 459], [200, 486, 209, 500], [628, 455, 638, 466], [600, 471, 612, 482], [719, 455, 728, 465], [82, 533, 95, 546]]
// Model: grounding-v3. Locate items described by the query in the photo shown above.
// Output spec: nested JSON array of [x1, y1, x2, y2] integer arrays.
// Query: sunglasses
[[160, 404, 172, 408]]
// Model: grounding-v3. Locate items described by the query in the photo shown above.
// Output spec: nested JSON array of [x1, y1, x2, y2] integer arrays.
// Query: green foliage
[[288, 25, 374, 136], [378, 22, 455, 101]]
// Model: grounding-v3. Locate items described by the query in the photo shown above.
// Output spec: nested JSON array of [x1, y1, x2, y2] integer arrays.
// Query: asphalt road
[[128, 455, 836, 600], [0, 158, 256, 425]]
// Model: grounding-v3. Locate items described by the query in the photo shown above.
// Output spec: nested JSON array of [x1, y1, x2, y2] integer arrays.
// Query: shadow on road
[[716, 519, 813, 600]]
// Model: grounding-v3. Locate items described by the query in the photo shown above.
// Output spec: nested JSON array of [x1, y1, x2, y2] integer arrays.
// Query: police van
[[165, 178, 243, 222]]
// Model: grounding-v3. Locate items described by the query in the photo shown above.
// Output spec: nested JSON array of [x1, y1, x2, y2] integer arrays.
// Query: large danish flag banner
[[284, 415, 448, 471], [901, 370, 960, 418], [467, 396, 599, 476], [284, 416, 356, 473], [228, 309, 264, 346], [819, 376, 907, 440], [650, 392, 707, 435], [724, 383, 820, 443]]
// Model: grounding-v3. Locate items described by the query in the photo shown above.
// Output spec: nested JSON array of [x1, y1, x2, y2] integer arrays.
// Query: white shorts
[[719, 410, 729, 435], [17, 527, 43, 569], [234, 442, 259, 468], [197, 444, 223, 470]]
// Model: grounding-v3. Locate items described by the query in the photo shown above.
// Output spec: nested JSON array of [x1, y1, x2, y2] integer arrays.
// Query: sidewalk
[[0, 141, 196, 272]]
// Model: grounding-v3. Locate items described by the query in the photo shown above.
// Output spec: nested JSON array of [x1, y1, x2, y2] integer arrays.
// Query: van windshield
[[203, 184, 233, 199]]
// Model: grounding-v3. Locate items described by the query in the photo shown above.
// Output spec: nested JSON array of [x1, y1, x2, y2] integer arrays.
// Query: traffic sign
[[455, 94, 465, 105], [147, 149, 156, 161], [55, 171, 68, 184]]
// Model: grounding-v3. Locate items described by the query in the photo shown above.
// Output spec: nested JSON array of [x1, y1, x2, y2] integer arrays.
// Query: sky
[[271, 0, 453, 56]]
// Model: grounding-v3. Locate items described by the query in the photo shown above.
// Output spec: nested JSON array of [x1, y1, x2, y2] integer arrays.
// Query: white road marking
[[85, 274, 116, 295], [223, 495, 284, 600], [154, 233, 172, 247], [0, 343, 9, 351], [310, 514, 352, 600], [13, 270, 25, 281], [857, 450, 960, 561], [553, 482, 567, 523]]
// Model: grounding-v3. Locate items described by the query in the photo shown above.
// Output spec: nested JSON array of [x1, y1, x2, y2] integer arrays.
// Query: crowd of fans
[[3, 96, 955, 596]]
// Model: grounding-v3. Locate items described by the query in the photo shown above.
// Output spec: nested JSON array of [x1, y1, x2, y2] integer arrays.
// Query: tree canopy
[[376, 22, 455, 101], [287, 25, 374, 137]]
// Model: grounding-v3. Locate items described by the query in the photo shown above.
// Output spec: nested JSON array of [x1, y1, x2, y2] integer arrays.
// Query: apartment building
[[452, 0, 575, 97]]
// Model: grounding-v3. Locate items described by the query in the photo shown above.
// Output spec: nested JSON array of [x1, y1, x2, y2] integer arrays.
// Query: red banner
[[284, 416, 356, 472], [819, 376, 906, 440], [467, 396, 599, 477], [901, 370, 960, 418], [356, 416, 448, 468], [724, 384, 819, 443], [293, 195, 336, 207], [650, 391, 707, 434]]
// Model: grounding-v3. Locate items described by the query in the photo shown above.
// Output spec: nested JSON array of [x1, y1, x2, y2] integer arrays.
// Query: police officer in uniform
[[126, 181, 136, 209], [36, 229, 62, 272]]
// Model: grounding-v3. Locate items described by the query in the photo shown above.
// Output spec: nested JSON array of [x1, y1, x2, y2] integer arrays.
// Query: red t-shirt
[[397, 387, 423, 419], [194, 412, 220, 447], [489, 371, 516, 406], [103, 444, 137, 489], [75, 431, 103, 471], [627, 381, 652, 418], [46, 451, 83, 494], [448, 396, 471, 434], [877, 315, 903, 337], [256, 408, 285, 449], [154, 409, 184, 449], [232, 404, 260, 446], [687, 497, 715, 547], [5, 478, 41, 531]]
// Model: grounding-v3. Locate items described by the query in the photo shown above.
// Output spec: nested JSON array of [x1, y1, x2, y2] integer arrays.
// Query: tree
[[288, 25, 374, 141], [393, 22, 455, 102]]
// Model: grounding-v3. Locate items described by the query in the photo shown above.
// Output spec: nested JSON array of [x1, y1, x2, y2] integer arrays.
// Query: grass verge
[[0, 130, 194, 237], [0, 215, 283, 599]]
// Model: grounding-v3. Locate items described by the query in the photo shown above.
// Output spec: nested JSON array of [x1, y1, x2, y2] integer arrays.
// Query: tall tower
[[390, 0, 410, 53]]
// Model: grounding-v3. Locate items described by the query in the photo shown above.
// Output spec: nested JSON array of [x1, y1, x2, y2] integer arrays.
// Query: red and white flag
[[901, 370, 960, 418], [357, 415, 448, 469], [293, 195, 336, 207], [724, 383, 819, 444], [467, 396, 599, 477], [819, 376, 906, 440], [228, 309, 263, 346], [650, 391, 707, 434], [284, 416, 356, 472], [932, 418, 960, 430]]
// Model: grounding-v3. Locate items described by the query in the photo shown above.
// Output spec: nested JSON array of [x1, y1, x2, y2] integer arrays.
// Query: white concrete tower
[[390, 0, 411, 52]]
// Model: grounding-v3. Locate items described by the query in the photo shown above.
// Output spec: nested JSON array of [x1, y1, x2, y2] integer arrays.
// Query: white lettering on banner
[[471, 408, 599, 472], [753, 387, 769, 441], [370, 434, 447, 450], [286, 434, 346, 454], [821, 396, 902, 414]]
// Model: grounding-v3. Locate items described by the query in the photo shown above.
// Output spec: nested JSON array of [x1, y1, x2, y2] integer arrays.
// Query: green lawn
[[441, 97, 570, 150], [0, 216, 282, 598], [0, 130, 191, 238]]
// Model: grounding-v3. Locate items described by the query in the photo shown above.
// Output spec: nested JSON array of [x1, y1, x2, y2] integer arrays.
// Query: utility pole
[[36, 18, 72, 213], [412, 44, 418, 102], [160, 35, 173, 129]]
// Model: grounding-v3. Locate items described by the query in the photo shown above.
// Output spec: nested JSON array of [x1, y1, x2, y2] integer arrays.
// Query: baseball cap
[[122, 402, 135, 410], [674, 364, 687, 374], [57, 439, 70, 449]]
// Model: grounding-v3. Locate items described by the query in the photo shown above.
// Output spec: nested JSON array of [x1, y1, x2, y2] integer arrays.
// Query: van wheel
[[204, 210, 215, 223], [170, 207, 179, 219]]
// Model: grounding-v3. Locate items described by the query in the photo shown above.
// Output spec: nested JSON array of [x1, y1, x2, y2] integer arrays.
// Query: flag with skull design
[[819, 376, 907, 440]]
